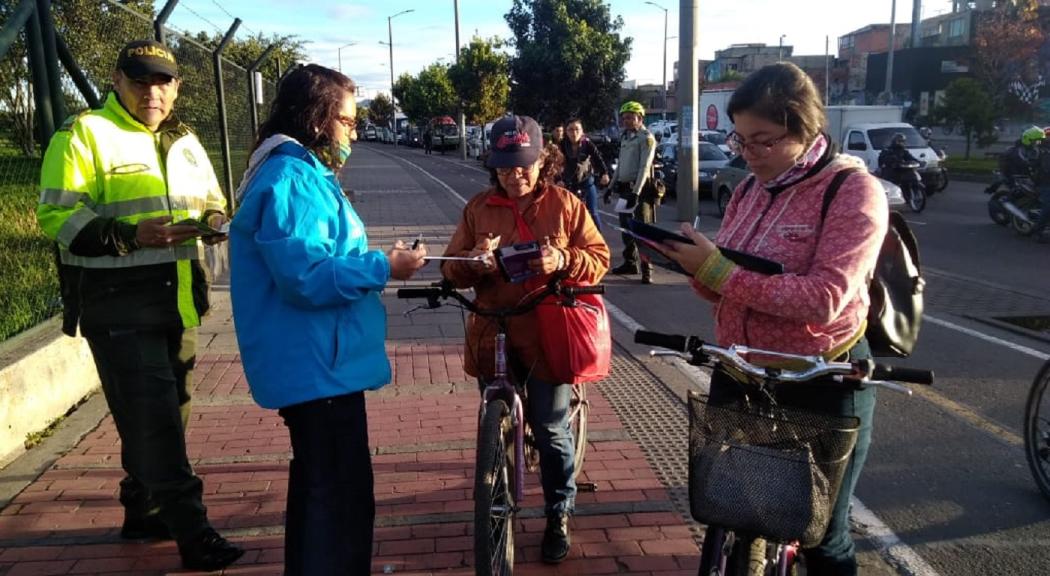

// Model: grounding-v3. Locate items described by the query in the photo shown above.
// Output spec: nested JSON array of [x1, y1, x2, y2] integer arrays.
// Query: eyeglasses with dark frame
[[336, 115, 357, 131], [727, 131, 791, 156]]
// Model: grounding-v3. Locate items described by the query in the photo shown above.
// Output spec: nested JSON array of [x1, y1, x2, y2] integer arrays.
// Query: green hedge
[[944, 156, 998, 174], [0, 156, 60, 342]]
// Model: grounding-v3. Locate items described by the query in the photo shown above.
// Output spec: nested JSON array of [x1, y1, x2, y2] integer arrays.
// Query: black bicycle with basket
[[634, 329, 934, 576]]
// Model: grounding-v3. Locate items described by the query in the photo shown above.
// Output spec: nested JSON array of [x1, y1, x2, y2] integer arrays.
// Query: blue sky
[[166, 0, 958, 99]]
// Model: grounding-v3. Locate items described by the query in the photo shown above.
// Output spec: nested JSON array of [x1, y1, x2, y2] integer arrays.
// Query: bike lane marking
[[925, 314, 1050, 361], [382, 148, 947, 576]]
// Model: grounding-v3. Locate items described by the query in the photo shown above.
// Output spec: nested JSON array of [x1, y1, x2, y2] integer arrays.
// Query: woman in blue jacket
[[229, 64, 426, 575]]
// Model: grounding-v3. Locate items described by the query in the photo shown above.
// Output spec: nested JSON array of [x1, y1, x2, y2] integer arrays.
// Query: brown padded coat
[[441, 182, 610, 382]]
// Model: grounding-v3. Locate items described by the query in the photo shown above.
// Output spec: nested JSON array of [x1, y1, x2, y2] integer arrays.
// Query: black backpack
[[738, 169, 924, 357]]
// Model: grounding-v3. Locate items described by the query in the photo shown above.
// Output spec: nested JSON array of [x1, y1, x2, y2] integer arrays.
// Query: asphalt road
[[351, 143, 1050, 575]]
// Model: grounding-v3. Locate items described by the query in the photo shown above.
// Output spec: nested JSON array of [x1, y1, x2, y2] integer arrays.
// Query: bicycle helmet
[[1021, 125, 1046, 146], [619, 101, 645, 117]]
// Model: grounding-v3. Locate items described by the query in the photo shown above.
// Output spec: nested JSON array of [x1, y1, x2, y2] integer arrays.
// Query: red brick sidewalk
[[0, 335, 700, 575]]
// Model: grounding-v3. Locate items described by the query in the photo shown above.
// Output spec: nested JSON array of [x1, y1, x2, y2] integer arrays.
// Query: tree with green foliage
[[935, 78, 997, 159], [393, 65, 458, 125], [448, 37, 511, 125], [369, 93, 396, 129], [505, 0, 631, 129]]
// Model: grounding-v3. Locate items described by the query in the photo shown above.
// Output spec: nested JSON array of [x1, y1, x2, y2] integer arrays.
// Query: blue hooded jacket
[[230, 141, 391, 409]]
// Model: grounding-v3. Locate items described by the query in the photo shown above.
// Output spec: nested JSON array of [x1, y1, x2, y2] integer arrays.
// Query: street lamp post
[[337, 41, 356, 74], [644, 1, 668, 121], [387, 8, 415, 148], [778, 34, 786, 61]]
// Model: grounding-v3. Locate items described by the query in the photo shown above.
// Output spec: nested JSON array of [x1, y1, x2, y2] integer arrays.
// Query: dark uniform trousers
[[615, 181, 655, 274], [83, 324, 209, 540]]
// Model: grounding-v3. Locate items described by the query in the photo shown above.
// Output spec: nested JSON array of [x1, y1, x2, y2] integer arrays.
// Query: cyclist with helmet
[[605, 100, 657, 283]]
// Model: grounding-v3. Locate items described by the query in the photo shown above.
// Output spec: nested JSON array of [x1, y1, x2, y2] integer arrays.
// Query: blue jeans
[[708, 339, 875, 576], [279, 392, 374, 576], [525, 376, 576, 516], [577, 178, 602, 232]]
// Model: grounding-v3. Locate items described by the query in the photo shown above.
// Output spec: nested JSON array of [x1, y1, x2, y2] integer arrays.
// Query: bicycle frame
[[480, 333, 527, 502]]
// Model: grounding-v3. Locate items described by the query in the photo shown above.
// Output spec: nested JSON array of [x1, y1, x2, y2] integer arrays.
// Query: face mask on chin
[[338, 142, 352, 164]]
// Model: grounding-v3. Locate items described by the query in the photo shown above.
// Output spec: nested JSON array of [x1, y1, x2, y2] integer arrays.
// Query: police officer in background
[[605, 101, 657, 284], [36, 40, 243, 571]]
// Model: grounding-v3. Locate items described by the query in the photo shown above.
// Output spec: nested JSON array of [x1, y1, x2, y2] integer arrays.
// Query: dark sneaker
[[641, 274, 652, 285], [120, 515, 171, 540], [541, 514, 570, 564], [178, 528, 244, 571], [612, 262, 639, 275]]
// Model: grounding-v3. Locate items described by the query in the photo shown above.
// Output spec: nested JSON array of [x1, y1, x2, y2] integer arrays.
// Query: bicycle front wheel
[[475, 399, 515, 576], [1024, 360, 1050, 501], [570, 384, 589, 477]]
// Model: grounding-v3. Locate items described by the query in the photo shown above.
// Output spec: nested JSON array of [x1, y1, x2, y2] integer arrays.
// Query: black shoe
[[612, 262, 639, 275], [120, 515, 171, 540], [641, 274, 652, 285], [178, 528, 244, 571], [541, 514, 570, 564]]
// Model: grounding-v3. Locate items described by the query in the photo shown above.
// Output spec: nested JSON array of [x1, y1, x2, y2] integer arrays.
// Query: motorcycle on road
[[988, 175, 1044, 236], [879, 161, 927, 213]]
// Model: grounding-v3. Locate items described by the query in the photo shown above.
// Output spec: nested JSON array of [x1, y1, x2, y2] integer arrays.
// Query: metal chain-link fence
[[0, 0, 277, 342]]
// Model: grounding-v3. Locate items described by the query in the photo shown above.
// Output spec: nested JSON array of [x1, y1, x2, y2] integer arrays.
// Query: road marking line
[[370, 147, 471, 205], [851, 499, 943, 576], [925, 314, 1050, 361], [396, 152, 942, 574]]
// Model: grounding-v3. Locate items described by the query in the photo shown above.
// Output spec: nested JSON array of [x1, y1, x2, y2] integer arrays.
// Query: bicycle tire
[[1024, 360, 1050, 501], [570, 384, 589, 477], [474, 399, 515, 576]]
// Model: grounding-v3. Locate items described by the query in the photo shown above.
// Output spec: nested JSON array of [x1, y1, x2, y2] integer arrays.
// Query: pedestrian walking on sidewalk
[[229, 64, 427, 576], [657, 63, 888, 576], [441, 115, 610, 565], [604, 101, 657, 283], [560, 118, 610, 231], [36, 39, 243, 571]]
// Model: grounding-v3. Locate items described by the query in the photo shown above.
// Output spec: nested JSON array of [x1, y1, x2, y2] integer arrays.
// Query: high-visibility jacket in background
[[37, 92, 226, 332]]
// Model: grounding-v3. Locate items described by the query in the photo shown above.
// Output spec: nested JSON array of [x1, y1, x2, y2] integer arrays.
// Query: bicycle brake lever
[[402, 304, 427, 317]]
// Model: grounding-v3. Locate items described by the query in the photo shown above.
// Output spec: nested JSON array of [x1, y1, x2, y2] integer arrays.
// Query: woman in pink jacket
[[663, 63, 887, 576]]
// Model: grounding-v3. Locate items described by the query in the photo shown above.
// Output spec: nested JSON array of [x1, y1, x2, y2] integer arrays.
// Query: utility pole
[[910, 0, 922, 48], [825, 35, 830, 103], [885, 0, 897, 103], [676, 0, 698, 221], [455, 0, 467, 160]]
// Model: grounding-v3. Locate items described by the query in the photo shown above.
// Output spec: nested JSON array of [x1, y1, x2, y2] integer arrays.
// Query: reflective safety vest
[[37, 92, 226, 328]]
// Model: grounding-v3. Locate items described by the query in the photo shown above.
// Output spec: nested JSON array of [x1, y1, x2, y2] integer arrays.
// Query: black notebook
[[625, 219, 784, 276]]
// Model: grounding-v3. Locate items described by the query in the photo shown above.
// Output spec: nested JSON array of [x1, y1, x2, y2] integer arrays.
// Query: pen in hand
[[411, 234, 423, 250]]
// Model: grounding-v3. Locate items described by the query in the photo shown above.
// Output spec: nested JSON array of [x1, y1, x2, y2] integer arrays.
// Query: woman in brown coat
[[441, 114, 609, 564]]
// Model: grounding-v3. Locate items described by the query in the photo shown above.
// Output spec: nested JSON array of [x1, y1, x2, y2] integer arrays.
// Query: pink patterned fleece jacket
[[694, 155, 888, 357]]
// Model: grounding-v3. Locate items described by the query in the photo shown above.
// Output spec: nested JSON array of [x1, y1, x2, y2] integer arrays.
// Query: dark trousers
[[707, 339, 876, 576], [574, 178, 602, 232], [84, 325, 208, 541], [1031, 185, 1050, 236], [616, 184, 655, 274], [279, 392, 375, 576]]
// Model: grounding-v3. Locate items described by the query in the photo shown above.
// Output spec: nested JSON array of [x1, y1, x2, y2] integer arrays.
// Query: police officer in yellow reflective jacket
[[36, 40, 243, 572]]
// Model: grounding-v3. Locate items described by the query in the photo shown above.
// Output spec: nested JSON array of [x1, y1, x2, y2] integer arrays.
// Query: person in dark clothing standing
[[560, 119, 609, 231]]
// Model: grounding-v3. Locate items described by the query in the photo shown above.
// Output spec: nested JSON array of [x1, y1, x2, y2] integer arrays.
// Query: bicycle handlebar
[[634, 329, 935, 388], [397, 277, 604, 318]]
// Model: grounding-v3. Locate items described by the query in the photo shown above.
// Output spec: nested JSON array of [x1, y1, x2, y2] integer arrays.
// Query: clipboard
[[625, 219, 784, 276], [173, 218, 229, 237]]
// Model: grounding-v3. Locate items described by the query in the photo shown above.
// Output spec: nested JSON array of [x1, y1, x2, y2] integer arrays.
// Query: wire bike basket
[[687, 392, 861, 547]]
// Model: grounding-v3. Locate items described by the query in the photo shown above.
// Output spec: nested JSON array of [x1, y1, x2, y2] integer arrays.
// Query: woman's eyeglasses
[[336, 115, 357, 131], [727, 131, 790, 156]]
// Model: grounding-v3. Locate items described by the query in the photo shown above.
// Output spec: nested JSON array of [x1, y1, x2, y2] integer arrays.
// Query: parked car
[[711, 154, 907, 218], [699, 129, 732, 156], [655, 141, 730, 198], [363, 125, 377, 141]]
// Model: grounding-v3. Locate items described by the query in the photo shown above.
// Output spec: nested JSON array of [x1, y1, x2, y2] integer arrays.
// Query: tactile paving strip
[[600, 352, 703, 541]]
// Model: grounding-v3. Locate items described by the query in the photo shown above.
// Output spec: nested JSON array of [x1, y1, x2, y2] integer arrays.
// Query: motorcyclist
[[1001, 126, 1044, 183], [877, 133, 921, 191], [1030, 128, 1050, 242]]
